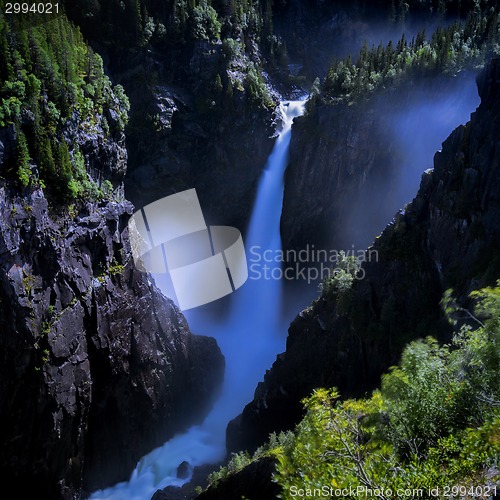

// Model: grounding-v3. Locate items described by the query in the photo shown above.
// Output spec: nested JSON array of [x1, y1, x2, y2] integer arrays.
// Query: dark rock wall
[[227, 57, 500, 454], [281, 73, 479, 255], [282, 96, 399, 253], [195, 457, 280, 500], [107, 45, 278, 232], [124, 80, 276, 231], [0, 187, 224, 498]]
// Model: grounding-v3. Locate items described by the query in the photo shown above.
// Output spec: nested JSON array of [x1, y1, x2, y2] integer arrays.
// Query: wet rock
[[228, 57, 500, 454], [0, 125, 16, 167], [177, 461, 193, 480], [196, 457, 280, 500], [0, 187, 224, 498], [153, 462, 223, 500]]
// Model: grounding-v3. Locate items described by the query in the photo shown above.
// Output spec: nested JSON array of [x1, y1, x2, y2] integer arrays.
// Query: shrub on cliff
[[319, 250, 361, 314], [207, 283, 500, 497], [272, 284, 500, 497], [0, 11, 128, 200], [189, 2, 221, 41]]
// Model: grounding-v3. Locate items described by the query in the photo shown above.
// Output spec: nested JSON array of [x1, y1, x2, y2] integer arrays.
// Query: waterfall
[[90, 100, 306, 500]]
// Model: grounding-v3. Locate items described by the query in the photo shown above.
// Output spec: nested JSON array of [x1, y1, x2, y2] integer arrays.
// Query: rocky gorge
[[0, 1, 498, 498], [0, 175, 224, 499], [227, 56, 500, 456], [0, 50, 224, 498]]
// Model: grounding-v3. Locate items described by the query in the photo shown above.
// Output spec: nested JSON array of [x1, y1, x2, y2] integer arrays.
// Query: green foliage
[[207, 451, 251, 486], [214, 73, 223, 93], [0, 10, 129, 201], [65, 0, 268, 48], [382, 337, 474, 458], [21, 269, 35, 295], [67, 150, 103, 200], [63, 0, 279, 114], [16, 129, 31, 187], [239, 284, 500, 498], [0, 81, 24, 126], [189, 1, 221, 41], [113, 84, 130, 131], [215, 35, 275, 110], [207, 430, 295, 489], [108, 258, 125, 275], [222, 37, 243, 60], [276, 390, 398, 497], [47, 305, 55, 318], [320, 9, 499, 104], [244, 63, 274, 108], [319, 251, 361, 314], [101, 179, 114, 196]]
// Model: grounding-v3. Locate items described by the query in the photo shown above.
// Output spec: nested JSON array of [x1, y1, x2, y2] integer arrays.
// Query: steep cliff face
[[123, 79, 277, 230], [70, 17, 279, 232], [281, 72, 479, 254], [227, 57, 500, 453], [0, 12, 226, 496], [0, 186, 224, 497], [118, 44, 277, 231], [282, 96, 399, 253]]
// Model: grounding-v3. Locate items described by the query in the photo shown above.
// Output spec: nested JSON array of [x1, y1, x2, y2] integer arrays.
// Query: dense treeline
[[385, 0, 497, 19], [311, 8, 499, 106], [63, 0, 497, 70], [62, 0, 278, 129], [61, 0, 499, 49], [272, 0, 497, 20], [208, 284, 500, 497], [0, 7, 129, 200], [63, 0, 272, 49]]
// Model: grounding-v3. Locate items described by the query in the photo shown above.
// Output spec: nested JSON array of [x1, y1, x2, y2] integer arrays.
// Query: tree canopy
[[208, 283, 500, 498], [0, 8, 129, 200]]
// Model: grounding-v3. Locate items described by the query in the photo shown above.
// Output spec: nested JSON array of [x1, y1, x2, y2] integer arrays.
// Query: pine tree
[[214, 73, 223, 93], [416, 29, 426, 47], [16, 128, 32, 187], [0, 15, 13, 80]]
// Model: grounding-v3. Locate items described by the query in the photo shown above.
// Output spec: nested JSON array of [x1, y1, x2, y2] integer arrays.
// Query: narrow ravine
[[90, 100, 306, 500]]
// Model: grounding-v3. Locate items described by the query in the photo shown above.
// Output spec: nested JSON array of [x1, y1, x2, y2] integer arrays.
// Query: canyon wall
[[227, 57, 500, 454]]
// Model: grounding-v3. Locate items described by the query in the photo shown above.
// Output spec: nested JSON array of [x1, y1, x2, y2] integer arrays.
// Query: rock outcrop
[[0, 185, 223, 498], [0, 16, 226, 496], [195, 457, 280, 500], [227, 57, 500, 453], [119, 44, 278, 232], [281, 72, 479, 254]]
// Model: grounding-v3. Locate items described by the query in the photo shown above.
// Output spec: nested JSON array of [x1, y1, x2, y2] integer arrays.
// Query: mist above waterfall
[[278, 71, 481, 309], [273, 0, 463, 83], [339, 72, 480, 250]]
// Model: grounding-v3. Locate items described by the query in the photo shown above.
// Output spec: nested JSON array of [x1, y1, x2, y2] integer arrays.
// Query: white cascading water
[[90, 100, 306, 500]]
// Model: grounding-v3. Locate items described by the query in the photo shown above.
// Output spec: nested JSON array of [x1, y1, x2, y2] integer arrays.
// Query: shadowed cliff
[[227, 56, 500, 455]]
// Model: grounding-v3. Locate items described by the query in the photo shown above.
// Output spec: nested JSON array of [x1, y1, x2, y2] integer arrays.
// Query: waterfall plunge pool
[[90, 100, 307, 500]]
